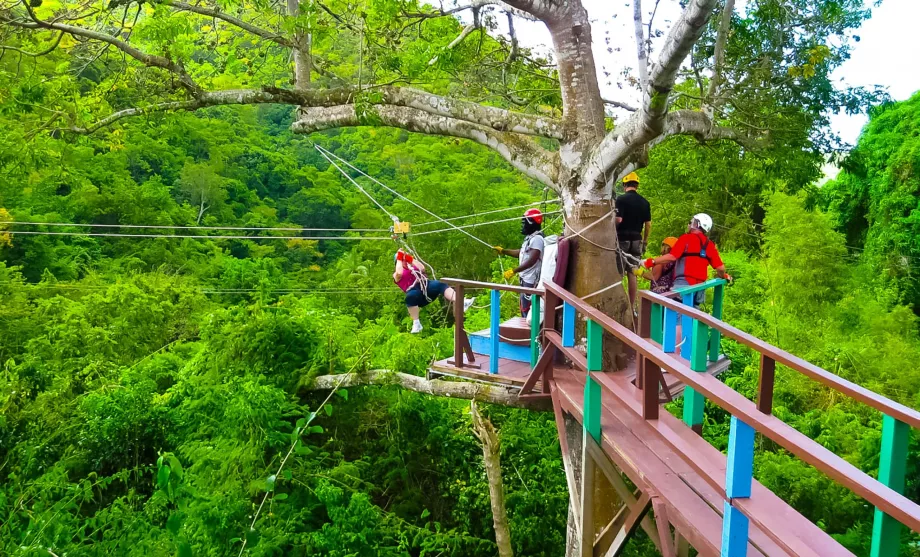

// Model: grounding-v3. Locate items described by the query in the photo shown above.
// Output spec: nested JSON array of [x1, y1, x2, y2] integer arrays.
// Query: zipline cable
[[314, 147, 402, 224], [412, 201, 559, 229], [4, 222, 390, 233], [3, 231, 393, 241]]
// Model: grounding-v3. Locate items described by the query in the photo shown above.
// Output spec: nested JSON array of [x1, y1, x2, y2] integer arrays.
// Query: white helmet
[[691, 213, 713, 234]]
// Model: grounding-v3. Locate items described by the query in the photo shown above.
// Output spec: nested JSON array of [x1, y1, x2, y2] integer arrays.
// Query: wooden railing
[[443, 278, 543, 374], [639, 288, 920, 556], [543, 280, 920, 557]]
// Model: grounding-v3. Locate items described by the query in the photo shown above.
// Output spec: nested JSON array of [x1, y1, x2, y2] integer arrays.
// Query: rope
[[412, 201, 559, 229], [413, 211, 562, 236], [4, 231, 391, 241], [4, 221, 388, 232], [315, 146, 401, 224]]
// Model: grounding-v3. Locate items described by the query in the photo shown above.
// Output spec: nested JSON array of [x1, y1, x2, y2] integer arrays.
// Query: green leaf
[[294, 442, 312, 456], [166, 512, 183, 536], [336, 389, 349, 401], [421, 508, 430, 519], [295, 417, 307, 430], [177, 540, 192, 557], [324, 404, 334, 416], [283, 470, 292, 481], [168, 455, 184, 480], [245, 528, 260, 548], [157, 465, 171, 492], [273, 493, 288, 501], [309, 425, 324, 435], [230, 538, 242, 545], [265, 475, 276, 492]]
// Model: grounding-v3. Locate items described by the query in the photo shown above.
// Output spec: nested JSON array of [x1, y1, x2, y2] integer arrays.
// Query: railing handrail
[[639, 289, 920, 431], [543, 281, 920, 533], [672, 277, 727, 295], [442, 278, 542, 296]]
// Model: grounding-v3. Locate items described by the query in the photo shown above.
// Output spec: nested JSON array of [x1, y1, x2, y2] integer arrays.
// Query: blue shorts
[[405, 280, 448, 308]]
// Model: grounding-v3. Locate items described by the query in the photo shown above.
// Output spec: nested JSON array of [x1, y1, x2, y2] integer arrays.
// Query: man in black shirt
[[615, 172, 652, 309]]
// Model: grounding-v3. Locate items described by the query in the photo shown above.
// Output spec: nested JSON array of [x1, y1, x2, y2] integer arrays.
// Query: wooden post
[[642, 356, 661, 420], [721, 415, 755, 557], [680, 293, 694, 360], [530, 295, 541, 368], [544, 290, 558, 334], [639, 297, 652, 338], [453, 285, 464, 369], [662, 308, 678, 353], [490, 289, 500, 374], [870, 414, 910, 557], [581, 375, 602, 557], [650, 303, 663, 344], [586, 319, 603, 372], [562, 302, 576, 347], [710, 283, 724, 361], [683, 319, 709, 433], [757, 355, 776, 414]]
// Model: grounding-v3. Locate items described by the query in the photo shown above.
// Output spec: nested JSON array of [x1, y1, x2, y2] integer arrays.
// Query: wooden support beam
[[642, 356, 661, 420], [725, 416, 755, 499], [709, 283, 724, 361], [520, 343, 555, 396], [757, 354, 775, 414], [870, 414, 910, 557], [721, 503, 750, 557], [599, 493, 652, 557], [454, 285, 465, 369], [550, 389, 582, 537], [651, 496, 677, 557], [587, 319, 603, 372], [580, 449, 597, 557], [683, 319, 709, 433], [544, 289, 559, 334], [490, 289, 500, 374], [563, 302, 576, 347], [531, 295, 542, 367], [639, 297, 652, 339]]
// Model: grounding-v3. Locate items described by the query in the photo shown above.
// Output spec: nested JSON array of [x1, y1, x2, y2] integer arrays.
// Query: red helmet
[[523, 208, 544, 225]]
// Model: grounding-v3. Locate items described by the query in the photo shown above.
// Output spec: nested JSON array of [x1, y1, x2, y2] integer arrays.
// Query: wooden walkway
[[434, 278, 920, 556]]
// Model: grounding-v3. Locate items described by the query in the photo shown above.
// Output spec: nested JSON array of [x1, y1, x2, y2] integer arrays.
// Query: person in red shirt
[[642, 213, 732, 306]]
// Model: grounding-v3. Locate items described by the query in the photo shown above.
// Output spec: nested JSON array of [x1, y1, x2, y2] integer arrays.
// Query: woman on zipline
[[394, 250, 473, 333]]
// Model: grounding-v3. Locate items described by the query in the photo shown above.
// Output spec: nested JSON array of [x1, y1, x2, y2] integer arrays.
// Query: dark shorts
[[519, 279, 536, 317], [617, 239, 643, 273], [405, 280, 448, 308]]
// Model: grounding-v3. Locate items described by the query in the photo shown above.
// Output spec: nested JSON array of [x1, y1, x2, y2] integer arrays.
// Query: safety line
[[315, 144, 495, 249], [4, 231, 393, 241], [4, 221, 389, 233], [413, 211, 562, 236], [412, 201, 560, 228], [314, 147, 401, 224]]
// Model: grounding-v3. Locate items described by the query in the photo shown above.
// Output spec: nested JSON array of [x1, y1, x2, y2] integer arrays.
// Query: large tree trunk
[[471, 402, 514, 557]]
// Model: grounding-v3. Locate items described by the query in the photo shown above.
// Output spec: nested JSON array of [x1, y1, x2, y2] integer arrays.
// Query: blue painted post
[[871, 414, 910, 557], [663, 308, 678, 353], [680, 293, 694, 360], [562, 302, 576, 348], [490, 289, 500, 374], [721, 416, 755, 557], [721, 504, 750, 557]]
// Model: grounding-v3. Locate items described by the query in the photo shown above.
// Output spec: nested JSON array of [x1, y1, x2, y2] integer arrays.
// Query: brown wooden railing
[[543, 280, 920, 554]]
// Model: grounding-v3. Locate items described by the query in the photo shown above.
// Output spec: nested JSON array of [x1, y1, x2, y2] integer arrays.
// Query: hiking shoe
[[410, 321, 424, 334]]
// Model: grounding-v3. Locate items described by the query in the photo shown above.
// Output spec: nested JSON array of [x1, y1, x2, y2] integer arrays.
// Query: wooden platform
[[552, 366, 853, 557], [429, 341, 730, 399]]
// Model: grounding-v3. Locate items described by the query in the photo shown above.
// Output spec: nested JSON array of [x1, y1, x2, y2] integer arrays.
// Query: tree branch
[[163, 0, 295, 48], [292, 104, 560, 189], [653, 109, 767, 149], [428, 23, 476, 65], [602, 98, 638, 112], [632, 0, 648, 93], [584, 0, 718, 187], [0, 30, 63, 56], [404, 0, 538, 22], [705, 0, 735, 111], [304, 370, 552, 411]]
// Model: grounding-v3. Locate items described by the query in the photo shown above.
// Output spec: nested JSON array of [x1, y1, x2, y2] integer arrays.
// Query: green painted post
[[650, 303, 663, 344], [709, 283, 724, 362], [870, 414, 910, 557], [584, 375, 601, 442], [587, 319, 603, 372], [530, 295, 541, 368], [683, 319, 709, 432]]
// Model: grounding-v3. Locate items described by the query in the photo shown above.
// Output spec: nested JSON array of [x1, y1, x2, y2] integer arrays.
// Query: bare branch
[[404, 0, 538, 22], [706, 0, 735, 110], [304, 370, 551, 411], [602, 98, 638, 112], [163, 0, 295, 48], [632, 0, 648, 93], [292, 105, 560, 189], [0, 30, 63, 56], [653, 109, 767, 149], [585, 0, 719, 186], [428, 23, 476, 65]]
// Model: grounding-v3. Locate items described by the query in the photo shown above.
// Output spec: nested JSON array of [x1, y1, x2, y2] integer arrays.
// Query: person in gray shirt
[[494, 208, 545, 316]]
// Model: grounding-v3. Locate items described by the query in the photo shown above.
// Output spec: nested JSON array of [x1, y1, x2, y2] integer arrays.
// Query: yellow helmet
[[622, 172, 640, 185]]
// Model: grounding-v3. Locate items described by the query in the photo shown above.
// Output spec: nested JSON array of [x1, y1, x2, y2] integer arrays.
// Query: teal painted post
[[683, 319, 709, 431], [562, 302, 576, 347], [530, 295, 541, 368], [721, 416, 755, 557], [680, 293, 694, 360], [710, 283, 724, 362], [870, 415, 910, 557], [489, 289, 500, 374], [583, 375, 601, 442], [586, 319, 603, 372], [663, 308, 678, 352], [650, 303, 663, 344]]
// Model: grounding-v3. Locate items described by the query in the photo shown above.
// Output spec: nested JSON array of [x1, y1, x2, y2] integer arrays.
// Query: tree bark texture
[[471, 402, 514, 557]]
